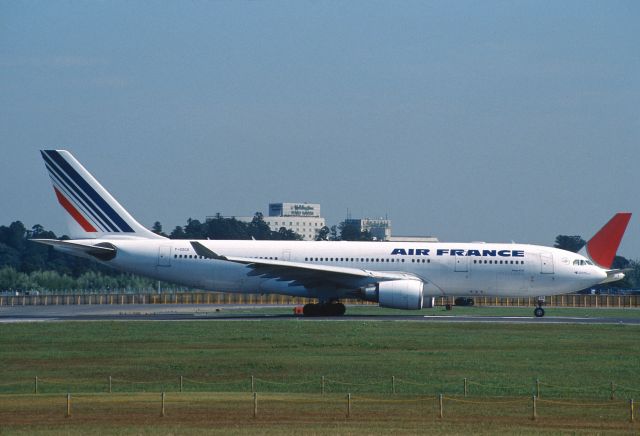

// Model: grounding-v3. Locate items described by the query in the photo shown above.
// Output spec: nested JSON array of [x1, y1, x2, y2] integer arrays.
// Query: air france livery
[[35, 150, 632, 317]]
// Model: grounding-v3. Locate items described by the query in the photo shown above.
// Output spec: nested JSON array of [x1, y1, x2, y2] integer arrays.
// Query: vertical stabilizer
[[41, 150, 165, 240], [580, 213, 631, 269]]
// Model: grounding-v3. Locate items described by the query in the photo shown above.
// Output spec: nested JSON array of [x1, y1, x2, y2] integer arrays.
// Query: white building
[[264, 203, 325, 241], [213, 202, 326, 241]]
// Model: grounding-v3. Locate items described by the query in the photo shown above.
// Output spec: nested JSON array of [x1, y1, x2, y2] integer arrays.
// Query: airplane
[[34, 150, 632, 317]]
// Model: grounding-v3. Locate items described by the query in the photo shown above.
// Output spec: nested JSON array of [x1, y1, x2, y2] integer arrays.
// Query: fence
[[0, 375, 639, 423], [4, 375, 640, 398], [1, 292, 640, 308]]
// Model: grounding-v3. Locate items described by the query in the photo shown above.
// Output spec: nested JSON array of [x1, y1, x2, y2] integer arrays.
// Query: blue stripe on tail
[[42, 150, 134, 233], [43, 159, 112, 232]]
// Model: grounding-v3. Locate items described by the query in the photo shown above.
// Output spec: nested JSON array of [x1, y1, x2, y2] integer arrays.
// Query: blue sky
[[1, 1, 638, 257]]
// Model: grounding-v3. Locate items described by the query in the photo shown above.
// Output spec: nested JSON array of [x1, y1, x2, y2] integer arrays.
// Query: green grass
[[1, 319, 640, 434]]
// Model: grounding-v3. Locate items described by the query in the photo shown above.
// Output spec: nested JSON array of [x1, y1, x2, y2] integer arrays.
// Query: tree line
[[159, 214, 373, 242]]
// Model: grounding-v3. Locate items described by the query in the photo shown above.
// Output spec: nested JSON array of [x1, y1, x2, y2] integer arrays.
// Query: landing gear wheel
[[534, 307, 545, 318], [302, 302, 346, 317], [331, 303, 346, 316], [303, 303, 318, 316]]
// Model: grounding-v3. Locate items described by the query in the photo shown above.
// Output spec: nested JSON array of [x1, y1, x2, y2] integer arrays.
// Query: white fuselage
[[85, 239, 607, 300]]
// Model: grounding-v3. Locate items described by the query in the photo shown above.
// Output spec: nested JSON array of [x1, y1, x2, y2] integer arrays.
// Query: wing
[[190, 241, 420, 289]]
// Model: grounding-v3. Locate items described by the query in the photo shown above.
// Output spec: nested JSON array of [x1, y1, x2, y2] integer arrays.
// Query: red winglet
[[586, 213, 632, 269]]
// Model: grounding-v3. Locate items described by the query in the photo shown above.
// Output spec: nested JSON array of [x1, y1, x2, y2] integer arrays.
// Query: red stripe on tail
[[586, 213, 631, 269], [53, 187, 98, 232]]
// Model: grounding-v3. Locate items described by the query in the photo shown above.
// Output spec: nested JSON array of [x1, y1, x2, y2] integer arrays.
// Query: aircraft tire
[[303, 303, 319, 316], [534, 307, 545, 318], [303, 303, 346, 317], [331, 303, 346, 316]]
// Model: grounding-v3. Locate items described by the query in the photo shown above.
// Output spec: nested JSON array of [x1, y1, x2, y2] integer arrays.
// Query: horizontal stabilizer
[[600, 269, 626, 284], [32, 239, 117, 261]]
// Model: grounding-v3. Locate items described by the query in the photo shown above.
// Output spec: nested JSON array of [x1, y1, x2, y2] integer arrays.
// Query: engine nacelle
[[377, 280, 424, 310]]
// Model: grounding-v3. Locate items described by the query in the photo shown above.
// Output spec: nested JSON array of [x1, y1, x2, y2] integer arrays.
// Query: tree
[[316, 226, 330, 241], [612, 255, 630, 270], [205, 216, 250, 240], [623, 259, 640, 289], [329, 225, 339, 241], [249, 212, 272, 240], [170, 226, 186, 239], [0, 221, 27, 251], [276, 227, 302, 241], [151, 221, 167, 237], [338, 221, 374, 241], [554, 235, 586, 253], [183, 218, 205, 238]]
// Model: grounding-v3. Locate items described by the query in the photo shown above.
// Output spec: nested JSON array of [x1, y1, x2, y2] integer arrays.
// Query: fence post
[[109, 376, 112, 393], [631, 399, 635, 423], [347, 393, 351, 418], [610, 381, 615, 400], [532, 395, 537, 420], [253, 392, 258, 418], [321, 376, 325, 395], [66, 393, 71, 418], [438, 394, 443, 419], [180, 376, 183, 393], [392, 376, 396, 394], [464, 378, 468, 397], [160, 392, 165, 417], [251, 375, 255, 393], [34, 376, 38, 394]]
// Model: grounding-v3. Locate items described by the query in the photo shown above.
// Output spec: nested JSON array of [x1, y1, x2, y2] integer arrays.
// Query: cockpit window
[[573, 259, 592, 266]]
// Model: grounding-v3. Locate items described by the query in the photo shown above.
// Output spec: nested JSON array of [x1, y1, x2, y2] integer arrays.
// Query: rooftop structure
[[344, 218, 392, 241]]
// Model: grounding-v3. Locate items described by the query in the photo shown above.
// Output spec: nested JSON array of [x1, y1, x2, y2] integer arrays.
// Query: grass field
[[1, 311, 640, 434]]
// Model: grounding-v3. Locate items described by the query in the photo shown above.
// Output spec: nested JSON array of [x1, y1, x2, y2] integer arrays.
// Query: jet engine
[[365, 279, 425, 310]]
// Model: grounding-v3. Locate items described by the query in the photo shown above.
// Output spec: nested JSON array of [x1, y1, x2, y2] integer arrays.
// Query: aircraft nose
[[595, 268, 608, 283]]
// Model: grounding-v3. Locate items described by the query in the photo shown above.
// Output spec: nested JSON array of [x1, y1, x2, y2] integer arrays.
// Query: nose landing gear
[[534, 298, 545, 318]]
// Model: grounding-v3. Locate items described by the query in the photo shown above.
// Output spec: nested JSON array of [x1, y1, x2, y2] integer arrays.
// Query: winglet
[[190, 241, 228, 260], [582, 213, 632, 269]]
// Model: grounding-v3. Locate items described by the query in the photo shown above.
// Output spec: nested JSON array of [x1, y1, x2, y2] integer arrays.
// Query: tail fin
[[580, 212, 631, 269], [41, 150, 165, 240]]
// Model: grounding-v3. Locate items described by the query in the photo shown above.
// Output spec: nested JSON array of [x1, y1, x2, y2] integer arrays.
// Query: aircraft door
[[454, 255, 468, 272], [540, 252, 554, 274], [158, 245, 172, 267], [282, 249, 291, 261]]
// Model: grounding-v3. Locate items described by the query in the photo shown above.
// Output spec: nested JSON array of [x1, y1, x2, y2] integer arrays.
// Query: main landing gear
[[534, 298, 545, 318], [302, 302, 346, 316]]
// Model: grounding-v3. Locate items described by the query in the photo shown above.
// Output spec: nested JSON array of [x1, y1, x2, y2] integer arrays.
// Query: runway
[[1, 304, 639, 325]]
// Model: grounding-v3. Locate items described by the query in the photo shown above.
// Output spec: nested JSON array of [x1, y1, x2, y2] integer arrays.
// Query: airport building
[[264, 203, 325, 241], [214, 202, 326, 241], [344, 217, 392, 241], [212, 203, 436, 242]]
